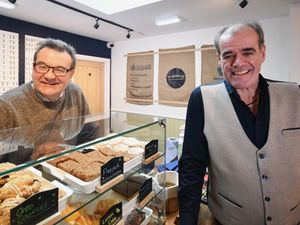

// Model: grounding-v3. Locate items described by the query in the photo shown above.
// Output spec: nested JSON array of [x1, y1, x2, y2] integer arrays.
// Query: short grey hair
[[33, 38, 77, 70], [214, 21, 265, 55]]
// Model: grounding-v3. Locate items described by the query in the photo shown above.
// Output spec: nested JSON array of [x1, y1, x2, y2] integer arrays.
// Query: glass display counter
[[0, 111, 167, 225]]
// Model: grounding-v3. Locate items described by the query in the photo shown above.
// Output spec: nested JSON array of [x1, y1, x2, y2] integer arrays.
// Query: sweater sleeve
[[0, 99, 18, 130], [178, 87, 209, 225]]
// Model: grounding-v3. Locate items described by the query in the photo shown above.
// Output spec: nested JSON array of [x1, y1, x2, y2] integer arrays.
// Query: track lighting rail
[[46, 0, 134, 33]]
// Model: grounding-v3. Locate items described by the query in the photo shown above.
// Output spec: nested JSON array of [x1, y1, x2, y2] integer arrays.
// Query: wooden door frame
[[74, 54, 111, 113]]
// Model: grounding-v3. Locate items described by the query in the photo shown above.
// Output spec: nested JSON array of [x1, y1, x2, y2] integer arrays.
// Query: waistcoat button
[[266, 216, 272, 221], [265, 196, 271, 201], [259, 154, 265, 159], [262, 174, 268, 179]]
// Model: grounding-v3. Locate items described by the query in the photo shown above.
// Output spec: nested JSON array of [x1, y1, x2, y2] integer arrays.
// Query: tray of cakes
[[0, 162, 73, 225], [41, 136, 147, 193]]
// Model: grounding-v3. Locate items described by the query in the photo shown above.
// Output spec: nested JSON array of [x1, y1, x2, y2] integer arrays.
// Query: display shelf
[[35, 153, 166, 224], [55, 182, 165, 225], [0, 111, 167, 225]]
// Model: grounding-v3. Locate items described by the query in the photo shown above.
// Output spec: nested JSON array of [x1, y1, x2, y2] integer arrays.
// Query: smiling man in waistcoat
[[179, 21, 300, 225]]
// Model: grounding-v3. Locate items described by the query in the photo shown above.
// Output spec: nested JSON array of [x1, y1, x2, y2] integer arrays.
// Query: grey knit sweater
[[0, 82, 90, 130]]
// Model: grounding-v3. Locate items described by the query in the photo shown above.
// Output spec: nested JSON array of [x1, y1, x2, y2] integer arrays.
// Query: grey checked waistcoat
[[201, 81, 300, 225]]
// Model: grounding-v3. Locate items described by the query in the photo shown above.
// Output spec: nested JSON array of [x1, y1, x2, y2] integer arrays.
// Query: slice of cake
[[57, 160, 80, 174]]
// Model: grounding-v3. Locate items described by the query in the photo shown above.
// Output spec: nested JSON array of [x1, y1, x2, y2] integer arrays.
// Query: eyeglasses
[[33, 62, 72, 77]]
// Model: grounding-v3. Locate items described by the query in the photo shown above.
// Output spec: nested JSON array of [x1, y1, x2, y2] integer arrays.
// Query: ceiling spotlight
[[239, 0, 248, 8], [126, 30, 131, 39], [8, 0, 17, 3], [94, 18, 100, 29]]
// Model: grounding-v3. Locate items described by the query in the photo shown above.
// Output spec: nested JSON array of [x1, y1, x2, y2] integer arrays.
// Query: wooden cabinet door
[[73, 60, 104, 114]]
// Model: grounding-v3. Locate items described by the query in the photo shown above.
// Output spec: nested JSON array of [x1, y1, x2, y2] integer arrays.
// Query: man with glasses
[[0, 38, 90, 129], [0, 38, 99, 162]]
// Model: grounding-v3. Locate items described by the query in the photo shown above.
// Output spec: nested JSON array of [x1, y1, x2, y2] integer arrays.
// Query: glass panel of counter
[[0, 111, 166, 177]]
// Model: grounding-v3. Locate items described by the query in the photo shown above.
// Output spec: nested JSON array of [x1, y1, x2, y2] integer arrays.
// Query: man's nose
[[43, 68, 56, 79], [232, 54, 245, 66]]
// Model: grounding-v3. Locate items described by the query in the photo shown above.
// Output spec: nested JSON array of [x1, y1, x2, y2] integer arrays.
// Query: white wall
[[111, 16, 297, 119], [289, 2, 300, 83]]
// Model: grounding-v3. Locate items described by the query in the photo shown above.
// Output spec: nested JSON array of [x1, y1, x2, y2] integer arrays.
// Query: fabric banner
[[126, 51, 154, 105], [158, 45, 195, 107], [201, 45, 223, 85]]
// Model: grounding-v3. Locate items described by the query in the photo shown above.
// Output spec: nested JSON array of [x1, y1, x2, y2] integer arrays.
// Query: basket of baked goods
[[0, 162, 72, 225], [41, 136, 147, 193]]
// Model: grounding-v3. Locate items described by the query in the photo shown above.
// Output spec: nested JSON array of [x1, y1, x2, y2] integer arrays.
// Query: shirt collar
[[31, 82, 64, 103], [224, 74, 269, 97]]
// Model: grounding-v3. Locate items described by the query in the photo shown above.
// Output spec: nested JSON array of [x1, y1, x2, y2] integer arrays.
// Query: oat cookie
[[128, 147, 144, 155]]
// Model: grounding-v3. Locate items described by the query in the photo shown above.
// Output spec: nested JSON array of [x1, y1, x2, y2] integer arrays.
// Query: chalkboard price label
[[138, 178, 152, 203], [101, 156, 124, 185], [100, 202, 122, 225], [144, 139, 158, 159], [10, 188, 58, 225]]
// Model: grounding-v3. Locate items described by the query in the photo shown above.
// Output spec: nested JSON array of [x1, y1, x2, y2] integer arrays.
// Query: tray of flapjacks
[[41, 136, 148, 193], [0, 162, 73, 225]]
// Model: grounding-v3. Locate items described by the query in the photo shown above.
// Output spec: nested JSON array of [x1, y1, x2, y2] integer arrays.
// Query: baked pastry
[[0, 163, 16, 172], [74, 214, 100, 225], [0, 177, 8, 188], [123, 137, 141, 147], [94, 199, 119, 217], [125, 208, 146, 225], [121, 153, 133, 162], [0, 197, 26, 225], [61, 202, 86, 224], [123, 152, 135, 161], [0, 174, 41, 200], [107, 136, 125, 146], [49, 149, 116, 181], [97, 146, 113, 156], [68, 152, 94, 167], [128, 147, 144, 155], [0, 163, 17, 188], [85, 150, 108, 164], [0, 170, 28, 189], [94, 140, 109, 150], [73, 162, 102, 181], [112, 144, 129, 152], [48, 155, 70, 166], [57, 160, 81, 174]]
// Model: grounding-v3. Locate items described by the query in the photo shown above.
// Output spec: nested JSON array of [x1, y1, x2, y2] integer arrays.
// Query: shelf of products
[[0, 111, 167, 225]]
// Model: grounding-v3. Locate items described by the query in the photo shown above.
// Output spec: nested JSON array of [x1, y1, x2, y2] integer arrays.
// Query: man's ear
[[216, 52, 221, 59], [68, 69, 75, 79], [216, 53, 222, 66], [261, 44, 266, 63]]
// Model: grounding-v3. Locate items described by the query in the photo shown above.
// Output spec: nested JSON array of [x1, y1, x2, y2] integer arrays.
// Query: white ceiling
[[1, 0, 299, 42]]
